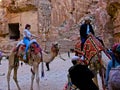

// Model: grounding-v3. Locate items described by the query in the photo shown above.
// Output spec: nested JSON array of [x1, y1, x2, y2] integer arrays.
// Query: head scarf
[[71, 56, 80, 61], [111, 43, 120, 66], [116, 45, 120, 53], [112, 43, 119, 53]]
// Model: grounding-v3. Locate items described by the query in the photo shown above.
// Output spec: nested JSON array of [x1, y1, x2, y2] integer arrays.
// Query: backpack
[[108, 66, 120, 90]]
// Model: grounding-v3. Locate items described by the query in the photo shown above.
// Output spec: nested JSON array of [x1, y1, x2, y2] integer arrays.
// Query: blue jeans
[[23, 37, 30, 54]]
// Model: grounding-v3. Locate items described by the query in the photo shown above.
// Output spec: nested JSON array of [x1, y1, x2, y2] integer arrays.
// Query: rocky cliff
[[0, 0, 120, 52]]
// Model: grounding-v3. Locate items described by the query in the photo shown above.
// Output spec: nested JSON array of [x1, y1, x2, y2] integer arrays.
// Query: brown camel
[[7, 42, 59, 90], [43, 42, 59, 71]]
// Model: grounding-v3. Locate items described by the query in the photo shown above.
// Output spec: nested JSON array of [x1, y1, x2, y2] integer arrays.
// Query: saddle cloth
[[13, 39, 41, 55], [83, 34, 104, 61]]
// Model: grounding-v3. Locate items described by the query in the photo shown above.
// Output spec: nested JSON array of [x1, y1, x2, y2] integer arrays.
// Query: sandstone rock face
[[0, 0, 120, 52], [0, 8, 8, 36], [48, 0, 113, 50], [88, 0, 113, 48], [107, 1, 120, 43], [47, 0, 94, 52], [1, 0, 37, 13]]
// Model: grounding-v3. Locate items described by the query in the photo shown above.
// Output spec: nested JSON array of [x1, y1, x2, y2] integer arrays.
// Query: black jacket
[[69, 64, 99, 90], [80, 23, 95, 39]]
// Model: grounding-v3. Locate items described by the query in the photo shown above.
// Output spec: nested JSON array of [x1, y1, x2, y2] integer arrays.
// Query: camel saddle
[[13, 39, 42, 64]]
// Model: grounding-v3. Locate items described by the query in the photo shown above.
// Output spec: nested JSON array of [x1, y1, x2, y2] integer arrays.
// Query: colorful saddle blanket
[[13, 39, 42, 55], [83, 34, 104, 61]]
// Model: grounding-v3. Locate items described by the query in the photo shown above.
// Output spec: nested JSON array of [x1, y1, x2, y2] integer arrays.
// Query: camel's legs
[[46, 62, 50, 71], [30, 62, 40, 90], [13, 66, 21, 90], [93, 75, 98, 86], [35, 64, 40, 89], [7, 66, 13, 90], [30, 66, 35, 90]]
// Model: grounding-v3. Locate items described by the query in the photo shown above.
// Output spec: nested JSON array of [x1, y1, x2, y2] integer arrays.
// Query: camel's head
[[53, 42, 58, 47], [51, 42, 59, 55]]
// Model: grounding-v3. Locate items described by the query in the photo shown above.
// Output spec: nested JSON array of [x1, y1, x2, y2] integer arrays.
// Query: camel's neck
[[51, 51, 58, 57]]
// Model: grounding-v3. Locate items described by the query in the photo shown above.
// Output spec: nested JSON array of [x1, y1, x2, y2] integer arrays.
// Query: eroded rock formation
[[1, 0, 37, 13], [0, 0, 120, 52], [107, 0, 120, 43]]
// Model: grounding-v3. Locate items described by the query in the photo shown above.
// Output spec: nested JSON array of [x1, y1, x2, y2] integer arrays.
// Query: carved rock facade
[[0, 0, 120, 52]]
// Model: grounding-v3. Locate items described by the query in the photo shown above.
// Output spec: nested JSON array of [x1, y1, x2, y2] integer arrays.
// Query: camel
[[67, 34, 110, 90], [7, 41, 59, 90], [42, 42, 59, 71]]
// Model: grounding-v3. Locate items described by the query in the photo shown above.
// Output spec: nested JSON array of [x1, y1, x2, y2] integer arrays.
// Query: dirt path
[[0, 53, 74, 90]]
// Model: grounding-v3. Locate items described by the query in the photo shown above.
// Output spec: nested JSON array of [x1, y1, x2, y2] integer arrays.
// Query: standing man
[[80, 17, 95, 51]]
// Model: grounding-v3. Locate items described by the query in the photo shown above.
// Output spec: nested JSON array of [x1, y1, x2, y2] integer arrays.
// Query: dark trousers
[[81, 37, 87, 51]]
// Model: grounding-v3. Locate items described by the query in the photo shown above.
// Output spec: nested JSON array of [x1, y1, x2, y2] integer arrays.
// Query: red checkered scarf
[[83, 34, 104, 61]]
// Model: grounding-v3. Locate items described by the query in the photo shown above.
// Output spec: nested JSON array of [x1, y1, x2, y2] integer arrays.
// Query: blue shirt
[[86, 25, 90, 35], [23, 29, 32, 39]]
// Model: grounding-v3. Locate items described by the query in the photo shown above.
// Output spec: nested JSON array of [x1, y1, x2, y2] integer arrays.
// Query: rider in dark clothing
[[80, 17, 95, 51], [69, 56, 99, 90]]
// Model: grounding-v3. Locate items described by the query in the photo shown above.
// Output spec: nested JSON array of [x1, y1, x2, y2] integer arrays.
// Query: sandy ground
[[0, 53, 74, 90]]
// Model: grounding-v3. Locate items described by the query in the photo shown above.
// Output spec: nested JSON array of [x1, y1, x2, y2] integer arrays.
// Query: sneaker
[[23, 55, 26, 60]]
